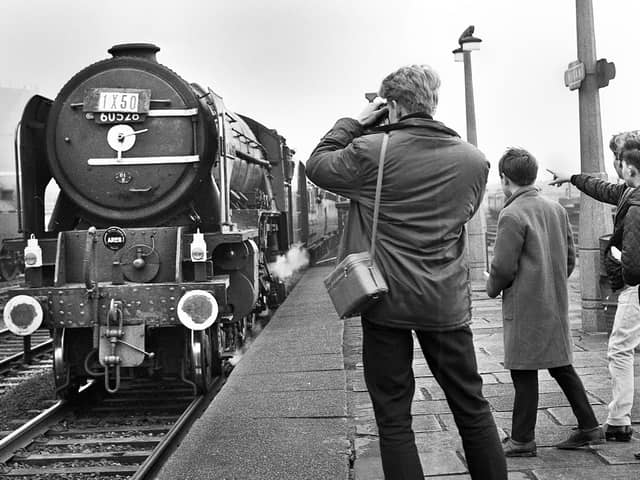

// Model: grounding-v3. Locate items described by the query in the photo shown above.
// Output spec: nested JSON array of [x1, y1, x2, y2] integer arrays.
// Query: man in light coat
[[487, 147, 604, 457], [306, 65, 506, 480]]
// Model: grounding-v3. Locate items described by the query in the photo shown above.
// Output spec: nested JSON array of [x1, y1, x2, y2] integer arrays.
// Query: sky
[[0, 0, 637, 187]]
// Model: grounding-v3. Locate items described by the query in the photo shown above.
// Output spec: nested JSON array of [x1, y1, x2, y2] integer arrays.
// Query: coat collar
[[369, 116, 460, 138], [503, 185, 540, 208], [399, 112, 433, 121]]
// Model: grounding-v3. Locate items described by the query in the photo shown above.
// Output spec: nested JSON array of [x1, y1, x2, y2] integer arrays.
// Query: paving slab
[[223, 370, 346, 393], [231, 352, 344, 375], [247, 332, 344, 355], [547, 404, 609, 425], [156, 417, 350, 480], [501, 447, 605, 469], [209, 388, 347, 418], [532, 465, 640, 480]]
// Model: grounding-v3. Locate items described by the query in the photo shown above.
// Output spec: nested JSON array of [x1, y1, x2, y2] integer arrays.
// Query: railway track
[[0, 329, 52, 369], [0, 329, 53, 396], [0, 378, 220, 479], [0, 278, 22, 299]]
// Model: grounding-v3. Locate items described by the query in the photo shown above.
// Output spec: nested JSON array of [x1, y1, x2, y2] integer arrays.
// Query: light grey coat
[[486, 186, 575, 369]]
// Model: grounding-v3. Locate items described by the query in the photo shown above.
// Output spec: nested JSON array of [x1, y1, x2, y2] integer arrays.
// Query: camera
[[363, 92, 390, 129]]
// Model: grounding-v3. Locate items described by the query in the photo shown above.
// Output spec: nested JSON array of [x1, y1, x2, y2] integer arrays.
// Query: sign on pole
[[596, 58, 616, 88], [564, 60, 585, 90]]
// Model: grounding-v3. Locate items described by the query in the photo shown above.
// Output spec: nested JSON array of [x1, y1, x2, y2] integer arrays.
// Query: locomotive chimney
[[108, 43, 160, 62]]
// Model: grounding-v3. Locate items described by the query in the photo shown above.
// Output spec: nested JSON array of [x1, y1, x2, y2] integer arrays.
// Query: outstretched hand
[[547, 168, 573, 186], [356, 97, 389, 128]]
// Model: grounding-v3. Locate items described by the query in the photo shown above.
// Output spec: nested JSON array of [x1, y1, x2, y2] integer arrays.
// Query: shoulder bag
[[323, 133, 389, 318]]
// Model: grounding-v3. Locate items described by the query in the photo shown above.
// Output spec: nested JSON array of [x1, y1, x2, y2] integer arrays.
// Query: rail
[[0, 328, 53, 371]]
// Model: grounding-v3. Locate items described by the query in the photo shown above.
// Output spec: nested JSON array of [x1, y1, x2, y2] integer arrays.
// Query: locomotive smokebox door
[[46, 43, 218, 225]]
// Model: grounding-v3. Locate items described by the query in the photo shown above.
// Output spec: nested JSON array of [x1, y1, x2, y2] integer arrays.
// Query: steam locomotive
[[2, 43, 341, 398]]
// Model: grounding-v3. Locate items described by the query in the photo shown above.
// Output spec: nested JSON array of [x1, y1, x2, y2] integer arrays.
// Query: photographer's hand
[[356, 97, 389, 128]]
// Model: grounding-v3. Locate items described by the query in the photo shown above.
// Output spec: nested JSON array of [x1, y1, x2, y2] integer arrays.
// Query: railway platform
[[155, 265, 640, 480]]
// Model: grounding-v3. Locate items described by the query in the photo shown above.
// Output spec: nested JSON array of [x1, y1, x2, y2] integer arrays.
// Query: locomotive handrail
[[13, 121, 22, 233], [87, 155, 199, 166], [207, 88, 232, 228], [146, 108, 198, 117], [83, 227, 98, 291], [235, 150, 271, 169]]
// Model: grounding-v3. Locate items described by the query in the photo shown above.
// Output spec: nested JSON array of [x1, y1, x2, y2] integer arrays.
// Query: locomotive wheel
[[0, 245, 20, 281], [187, 327, 221, 394], [238, 313, 257, 346], [53, 328, 80, 400], [245, 312, 256, 333]]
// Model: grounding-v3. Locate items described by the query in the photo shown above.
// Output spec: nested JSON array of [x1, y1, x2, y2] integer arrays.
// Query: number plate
[[83, 88, 151, 114], [93, 112, 147, 124]]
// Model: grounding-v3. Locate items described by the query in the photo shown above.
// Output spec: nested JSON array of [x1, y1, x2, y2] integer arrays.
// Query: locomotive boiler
[[2, 43, 325, 398]]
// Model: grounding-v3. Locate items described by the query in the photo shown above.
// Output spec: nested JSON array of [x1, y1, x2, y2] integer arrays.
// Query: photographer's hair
[[378, 65, 440, 116], [609, 131, 640, 159], [498, 147, 538, 186], [621, 138, 640, 171]]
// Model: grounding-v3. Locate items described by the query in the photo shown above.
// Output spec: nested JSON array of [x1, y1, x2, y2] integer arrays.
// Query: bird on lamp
[[459, 25, 481, 46]]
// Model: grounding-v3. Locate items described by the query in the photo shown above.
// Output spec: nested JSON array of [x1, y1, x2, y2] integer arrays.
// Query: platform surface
[[156, 265, 640, 479]]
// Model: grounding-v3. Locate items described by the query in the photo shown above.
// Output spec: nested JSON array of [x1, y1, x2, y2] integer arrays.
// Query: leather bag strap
[[369, 133, 389, 262]]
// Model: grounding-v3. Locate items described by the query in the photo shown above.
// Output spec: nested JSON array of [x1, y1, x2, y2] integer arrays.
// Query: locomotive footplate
[[11, 276, 230, 329]]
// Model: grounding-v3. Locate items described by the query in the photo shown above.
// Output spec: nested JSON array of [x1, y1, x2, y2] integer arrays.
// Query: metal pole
[[575, 0, 613, 331], [462, 51, 487, 281], [463, 52, 478, 147], [22, 336, 32, 364]]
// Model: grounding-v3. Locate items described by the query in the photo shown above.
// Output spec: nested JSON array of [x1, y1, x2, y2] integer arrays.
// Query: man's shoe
[[502, 437, 537, 457], [555, 426, 605, 449], [604, 424, 633, 442]]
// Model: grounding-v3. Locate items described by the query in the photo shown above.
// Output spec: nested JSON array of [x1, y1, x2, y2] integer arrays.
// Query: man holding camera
[[306, 65, 506, 480]]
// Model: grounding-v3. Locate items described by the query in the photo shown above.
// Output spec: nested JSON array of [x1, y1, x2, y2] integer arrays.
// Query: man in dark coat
[[616, 139, 640, 285], [549, 131, 640, 445], [487, 148, 604, 457], [306, 65, 506, 480]]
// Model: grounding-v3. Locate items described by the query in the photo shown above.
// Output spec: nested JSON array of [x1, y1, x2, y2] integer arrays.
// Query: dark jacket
[[306, 116, 488, 330], [486, 187, 575, 369], [570, 174, 635, 289], [620, 189, 640, 286]]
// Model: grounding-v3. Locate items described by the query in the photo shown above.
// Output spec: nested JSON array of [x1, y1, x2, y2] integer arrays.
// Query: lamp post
[[453, 26, 487, 282]]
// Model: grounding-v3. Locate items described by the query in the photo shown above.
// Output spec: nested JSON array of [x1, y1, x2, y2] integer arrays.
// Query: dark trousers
[[362, 318, 507, 480], [510, 366, 599, 442]]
